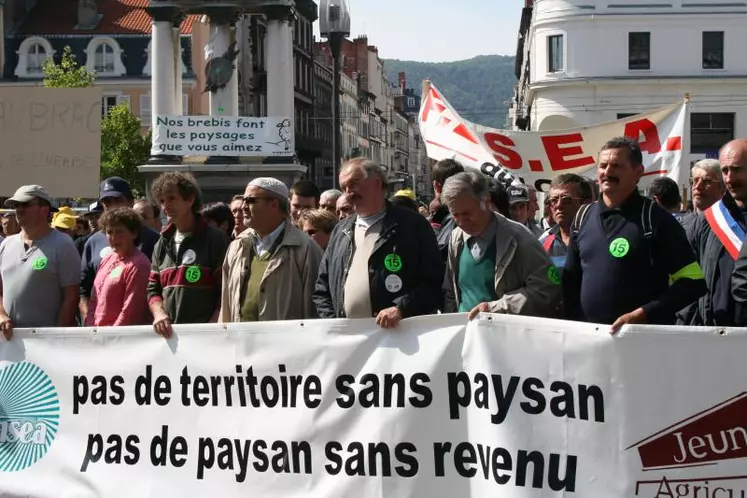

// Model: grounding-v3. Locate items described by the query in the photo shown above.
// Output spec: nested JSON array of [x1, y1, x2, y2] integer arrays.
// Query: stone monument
[[139, 0, 305, 201]]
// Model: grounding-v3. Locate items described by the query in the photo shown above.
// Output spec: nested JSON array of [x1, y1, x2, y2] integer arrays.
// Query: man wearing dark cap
[[75, 202, 103, 256], [0, 185, 81, 338], [507, 184, 543, 236], [79, 177, 160, 319]]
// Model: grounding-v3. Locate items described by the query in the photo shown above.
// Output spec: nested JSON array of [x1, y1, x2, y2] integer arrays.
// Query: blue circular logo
[[0, 362, 60, 471]]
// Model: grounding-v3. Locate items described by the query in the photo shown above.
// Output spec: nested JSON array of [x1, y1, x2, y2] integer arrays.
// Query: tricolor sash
[[704, 199, 746, 260]]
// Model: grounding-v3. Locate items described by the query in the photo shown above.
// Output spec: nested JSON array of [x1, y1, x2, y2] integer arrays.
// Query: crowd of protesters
[[2, 134, 747, 340]]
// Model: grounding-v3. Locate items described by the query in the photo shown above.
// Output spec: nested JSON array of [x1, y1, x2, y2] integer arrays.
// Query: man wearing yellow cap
[[51, 212, 77, 238]]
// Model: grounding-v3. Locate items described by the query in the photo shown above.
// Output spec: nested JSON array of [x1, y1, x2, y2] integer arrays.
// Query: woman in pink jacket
[[86, 207, 151, 326]]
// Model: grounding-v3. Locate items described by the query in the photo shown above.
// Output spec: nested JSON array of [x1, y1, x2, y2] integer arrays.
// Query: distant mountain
[[383, 55, 517, 129]]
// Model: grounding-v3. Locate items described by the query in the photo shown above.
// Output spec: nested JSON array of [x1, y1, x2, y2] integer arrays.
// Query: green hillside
[[383, 55, 517, 129]]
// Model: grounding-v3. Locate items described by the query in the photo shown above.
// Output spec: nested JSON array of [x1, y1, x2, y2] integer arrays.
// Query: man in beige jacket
[[219, 177, 323, 323]]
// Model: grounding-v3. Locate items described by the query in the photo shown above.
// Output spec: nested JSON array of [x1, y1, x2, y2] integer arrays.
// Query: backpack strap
[[640, 197, 656, 267], [572, 203, 593, 237], [641, 197, 654, 241]]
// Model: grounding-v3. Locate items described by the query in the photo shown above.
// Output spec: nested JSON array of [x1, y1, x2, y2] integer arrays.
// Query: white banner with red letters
[[1, 314, 745, 497], [419, 81, 689, 191]]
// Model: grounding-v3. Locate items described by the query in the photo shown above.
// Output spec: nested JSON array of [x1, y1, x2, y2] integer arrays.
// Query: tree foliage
[[42, 46, 95, 88], [43, 45, 148, 194], [384, 55, 517, 129], [100, 104, 151, 197]]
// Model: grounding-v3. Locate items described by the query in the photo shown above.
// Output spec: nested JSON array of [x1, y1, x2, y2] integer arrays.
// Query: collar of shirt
[[463, 215, 498, 245], [254, 221, 286, 256], [600, 190, 644, 216], [355, 210, 386, 231], [546, 223, 569, 248]]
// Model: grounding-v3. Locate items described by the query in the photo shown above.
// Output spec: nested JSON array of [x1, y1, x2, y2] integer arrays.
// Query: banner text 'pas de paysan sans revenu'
[[70, 361, 601, 490], [10, 315, 745, 498]]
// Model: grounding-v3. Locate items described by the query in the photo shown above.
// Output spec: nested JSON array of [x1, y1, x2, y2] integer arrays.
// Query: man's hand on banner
[[376, 306, 403, 329], [0, 313, 12, 340], [468, 302, 489, 320], [153, 311, 173, 339], [610, 307, 647, 335]]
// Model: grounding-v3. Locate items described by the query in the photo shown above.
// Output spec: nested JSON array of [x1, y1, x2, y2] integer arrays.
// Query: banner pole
[[421, 79, 431, 100]]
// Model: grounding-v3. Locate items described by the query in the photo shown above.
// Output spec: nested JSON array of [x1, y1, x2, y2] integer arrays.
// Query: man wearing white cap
[[0, 185, 80, 338], [219, 177, 323, 322]]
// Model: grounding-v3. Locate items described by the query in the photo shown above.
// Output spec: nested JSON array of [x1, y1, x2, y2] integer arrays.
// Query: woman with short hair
[[298, 208, 337, 250], [85, 207, 151, 326]]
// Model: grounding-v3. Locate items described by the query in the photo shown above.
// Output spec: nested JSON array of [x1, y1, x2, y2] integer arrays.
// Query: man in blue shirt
[[79, 177, 159, 319], [562, 137, 706, 333]]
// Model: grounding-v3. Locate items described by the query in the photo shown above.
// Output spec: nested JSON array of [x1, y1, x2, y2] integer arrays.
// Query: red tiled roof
[[21, 0, 199, 36]]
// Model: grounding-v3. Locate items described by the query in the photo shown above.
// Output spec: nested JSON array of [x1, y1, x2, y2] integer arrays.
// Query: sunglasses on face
[[548, 196, 581, 207], [243, 196, 272, 205]]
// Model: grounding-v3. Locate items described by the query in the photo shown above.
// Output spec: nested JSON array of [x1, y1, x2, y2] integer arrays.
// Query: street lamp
[[320, 0, 350, 189]]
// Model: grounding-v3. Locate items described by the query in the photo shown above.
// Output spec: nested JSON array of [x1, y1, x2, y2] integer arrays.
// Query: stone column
[[264, 7, 295, 163], [204, 8, 240, 118], [203, 7, 240, 164], [173, 23, 183, 114], [265, 11, 294, 123], [146, 6, 182, 164]]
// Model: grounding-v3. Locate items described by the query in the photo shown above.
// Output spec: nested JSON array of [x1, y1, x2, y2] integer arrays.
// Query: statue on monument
[[203, 34, 239, 94]]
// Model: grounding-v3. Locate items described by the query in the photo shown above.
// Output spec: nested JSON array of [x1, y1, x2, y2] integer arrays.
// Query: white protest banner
[[419, 81, 689, 191], [1, 314, 745, 497], [151, 115, 294, 157], [0, 87, 102, 197]]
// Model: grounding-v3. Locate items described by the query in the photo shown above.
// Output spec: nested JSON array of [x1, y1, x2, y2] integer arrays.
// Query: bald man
[[682, 139, 747, 326]]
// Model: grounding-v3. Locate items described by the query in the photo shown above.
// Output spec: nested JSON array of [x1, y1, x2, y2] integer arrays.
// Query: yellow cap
[[395, 189, 416, 201], [52, 213, 77, 230], [52, 206, 75, 222]]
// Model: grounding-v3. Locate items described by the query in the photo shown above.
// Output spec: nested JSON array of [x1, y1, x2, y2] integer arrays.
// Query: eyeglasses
[[690, 177, 721, 188], [547, 196, 582, 207], [243, 196, 272, 204]]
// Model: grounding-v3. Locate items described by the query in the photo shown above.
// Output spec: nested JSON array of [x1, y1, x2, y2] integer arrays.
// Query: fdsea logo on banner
[[628, 393, 747, 497], [0, 361, 60, 471]]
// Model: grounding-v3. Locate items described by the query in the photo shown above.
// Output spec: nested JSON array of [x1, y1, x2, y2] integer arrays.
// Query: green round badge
[[109, 266, 123, 279], [185, 266, 202, 283], [32, 257, 48, 270], [609, 237, 630, 258], [547, 266, 561, 285], [384, 254, 402, 273]]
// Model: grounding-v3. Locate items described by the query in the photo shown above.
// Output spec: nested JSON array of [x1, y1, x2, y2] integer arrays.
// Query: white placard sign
[[151, 115, 294, 157]]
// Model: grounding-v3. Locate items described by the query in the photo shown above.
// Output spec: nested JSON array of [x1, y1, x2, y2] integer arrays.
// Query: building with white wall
[[512, 0, 747, 166]]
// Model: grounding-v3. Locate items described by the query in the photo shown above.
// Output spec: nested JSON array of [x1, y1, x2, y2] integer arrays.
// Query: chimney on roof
[[77, 0, 100, 29]]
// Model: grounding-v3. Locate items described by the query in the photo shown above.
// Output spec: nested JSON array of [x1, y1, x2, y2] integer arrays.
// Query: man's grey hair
[[322, 189, 343, 199], [343, 157, 388, 188], [441, 170, 490, 207], [691, 159, 723, 180]]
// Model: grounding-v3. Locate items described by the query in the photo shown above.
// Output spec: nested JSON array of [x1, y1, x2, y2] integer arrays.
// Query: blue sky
[[315, 0, 521, 62]]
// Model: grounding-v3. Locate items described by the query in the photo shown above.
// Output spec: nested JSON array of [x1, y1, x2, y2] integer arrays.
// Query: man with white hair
[[219, 177, 323, 322], [314, 158, 443, 328], [680, 159, 725, 237], [441, 171, 561, 318], [320, 189, 343, 214]]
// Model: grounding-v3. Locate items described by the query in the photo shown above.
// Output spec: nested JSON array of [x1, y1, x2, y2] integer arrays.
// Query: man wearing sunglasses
[[539, 174, 593, 271], [219, 177, 323, 323]]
